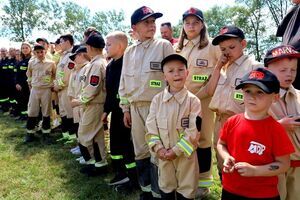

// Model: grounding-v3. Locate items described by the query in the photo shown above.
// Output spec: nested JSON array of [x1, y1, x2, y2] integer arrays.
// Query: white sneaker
[[76, 156, 83, 161], [70, 146, 79, 153], [94, 159, 108, 167], [71, 148, 81, 156], [79, 158, 95, 165]]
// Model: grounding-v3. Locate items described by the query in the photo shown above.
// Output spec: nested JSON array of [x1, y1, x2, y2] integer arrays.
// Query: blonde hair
[[20, 42, 32, 60], [176, 21, 209, 52], [106, 31, 128, 49]]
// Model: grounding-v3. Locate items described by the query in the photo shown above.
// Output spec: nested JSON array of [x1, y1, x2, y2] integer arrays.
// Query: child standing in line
[[175, 7, 221, 197], [217, 68, 294, 200], [118, 6, 174, 199], [101, 31, 138, 193], [264, 45, 300, 200], [146, 54, 201, 200]]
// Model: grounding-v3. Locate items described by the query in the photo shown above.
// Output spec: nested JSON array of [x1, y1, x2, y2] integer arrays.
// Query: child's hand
[[101, 112, 108, 123], [157, 148, 167, 160], [234, 162, 256, 177], [223, 155, 235, 173], [71, 99, 81, 108], [123, 111, 131, 128], [278, 116, 300, 132], [165, 149, 177, 161], [216, 53, 229, 70]]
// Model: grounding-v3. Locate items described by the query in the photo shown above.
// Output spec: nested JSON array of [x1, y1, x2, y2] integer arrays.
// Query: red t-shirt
[[220, 113, 295, 198]]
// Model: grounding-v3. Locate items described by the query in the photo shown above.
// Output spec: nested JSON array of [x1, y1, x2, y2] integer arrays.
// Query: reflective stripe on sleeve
[[177, 137, 193, 156]]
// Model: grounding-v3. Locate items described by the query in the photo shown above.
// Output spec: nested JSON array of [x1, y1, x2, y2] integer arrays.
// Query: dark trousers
[[221, 189, 281, 200], [15, 84, 30, 116]]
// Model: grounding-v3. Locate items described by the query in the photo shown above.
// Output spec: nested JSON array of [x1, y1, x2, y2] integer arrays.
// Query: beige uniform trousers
[[278, 167, 300, 200], [78, 103, 106, 161], [58, 88, 73, 118], [158, 152, 199, 199], [130, 102, 151, 160], [28, 88, 52, 117]]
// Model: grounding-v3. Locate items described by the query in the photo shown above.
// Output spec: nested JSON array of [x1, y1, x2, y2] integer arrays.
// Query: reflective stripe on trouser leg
[[136, 158, 151, 192], [197, 147, 213, 187]]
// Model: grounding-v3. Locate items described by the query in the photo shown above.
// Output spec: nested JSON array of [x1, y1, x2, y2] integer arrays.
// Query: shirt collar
[[90, 54, 103, 63], [280, 85, 297, 98], [136, 38, 154, 48], [233, 54, 248, 66], [162, 86, 188, 104], [183, 36, 200, 47], [63, 47, 73, 55]]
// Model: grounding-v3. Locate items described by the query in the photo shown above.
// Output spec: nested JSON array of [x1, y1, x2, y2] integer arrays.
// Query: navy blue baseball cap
[[264, 45, 300, 67], [33, 44, 45, 51], [36, 38, 49, 44], [235, 68, 280, 94], [85, 33, 105, 49], [69, 46, 87, 61], [131, 6, 162, 25], [212, 25, 245, 45], [161, 54, 188, 71], [182, 7, 204, 21]]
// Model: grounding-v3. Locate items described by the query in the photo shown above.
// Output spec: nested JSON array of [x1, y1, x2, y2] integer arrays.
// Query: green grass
[[0, 114, 221, 200]]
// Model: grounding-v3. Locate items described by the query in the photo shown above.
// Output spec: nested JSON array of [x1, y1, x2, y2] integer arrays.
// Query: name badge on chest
[[196, 59, 208, 67], [150, 62, 161, 71], [181, 117, 189, 128]]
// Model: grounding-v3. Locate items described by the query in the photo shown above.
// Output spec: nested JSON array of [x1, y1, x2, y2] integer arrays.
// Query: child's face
[[219, 38, 246, 64], [132, 17, 156, 41], [242, 84, 277, 115], [267, 58, 297, 89], [35, 49, 46, 61], [74, 53, 85, 64], [21, 44, 31, 56], [163, 60, 188, 93], [105, 37, 120, 59], [183, 16, 203, 40]]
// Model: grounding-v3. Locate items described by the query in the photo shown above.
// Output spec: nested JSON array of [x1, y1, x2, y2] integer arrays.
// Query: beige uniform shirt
[[269, 87, 300, 161], [178, 37, 221, 96], [26, 58, 55, 89], [68, 63, 88, 99], [119, 38, 174, 112], [55, 48, 74, 90], [209, 55, 262, 115], [146, 87, 201, 157], [79, 55, 107, 105]]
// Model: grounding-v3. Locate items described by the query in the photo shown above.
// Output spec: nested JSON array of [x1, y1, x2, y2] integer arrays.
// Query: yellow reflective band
[[120, 96, 129, 105], [192, 75, 208, 82], [27, 129, 36, 134], [149, 80, 162, 88], [43, 76, 51, 83], [111, 155, 123, 160], [80, 95, 89, 104], [57, 71, 65, 78], [21, 111, 28, 115], [3, 66, 8, 69], [10, 100, 17, 104], [14, 69, 17, 72], [8, 65, 14, 69], [234, 92, 244, 101], [57, 79, 65, 86], [198, 179, 214, 187], [125, 162, 136, 169], [148, 135, 160, 146], [0, 97, 9, 102], [27, 77, 32, 81], [116, 94, 120, 99], [177, 138, 193, 156], [20, 66, 27, 70], [42, 129, 51, 134]]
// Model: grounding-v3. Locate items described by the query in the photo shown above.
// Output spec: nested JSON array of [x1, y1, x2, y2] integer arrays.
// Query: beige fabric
[[146, 87, 200, 198], [28, 88, 52, 117], [209, 55, 262, 115], [278, 167, 300, 200], [58, 89, 73, 118], [119, 38, 174, 112], [26, 59, 55, 89]]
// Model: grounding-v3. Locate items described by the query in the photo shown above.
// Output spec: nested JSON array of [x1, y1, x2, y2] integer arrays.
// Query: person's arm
[[26, 61, 33, 89], [217, 138, 236, 173], [234, 155, 290, 177]]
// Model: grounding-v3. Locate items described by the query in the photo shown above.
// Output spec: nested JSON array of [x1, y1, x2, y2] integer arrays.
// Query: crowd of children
[[0, 5, 300, 200]]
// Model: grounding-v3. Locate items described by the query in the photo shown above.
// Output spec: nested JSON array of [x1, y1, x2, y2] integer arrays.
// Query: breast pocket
[[123, 72, 135, 94]]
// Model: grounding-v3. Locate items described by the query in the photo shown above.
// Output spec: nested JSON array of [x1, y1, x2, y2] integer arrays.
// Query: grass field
[[0, 114, 221, 200]]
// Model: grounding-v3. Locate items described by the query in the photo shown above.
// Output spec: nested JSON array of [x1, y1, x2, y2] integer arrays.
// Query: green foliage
[[172, 20, 182, 39]]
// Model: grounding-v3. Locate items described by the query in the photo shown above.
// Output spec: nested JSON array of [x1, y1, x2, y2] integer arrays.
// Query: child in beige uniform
[[71, 34, 107, 176], [25, 44, 56, 143], [146, 54, 201, 200], [207, 25, 262, 174], [175, 7, 220, 196], [265, 45, 300, 200], [118, 6, 174, 199]]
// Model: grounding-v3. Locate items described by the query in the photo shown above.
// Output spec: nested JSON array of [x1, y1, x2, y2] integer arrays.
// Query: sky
[[0, 0, 235, 48]]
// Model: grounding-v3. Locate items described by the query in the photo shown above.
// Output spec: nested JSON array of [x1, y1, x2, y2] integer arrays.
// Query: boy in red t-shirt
[[217, 68, 295, 200]]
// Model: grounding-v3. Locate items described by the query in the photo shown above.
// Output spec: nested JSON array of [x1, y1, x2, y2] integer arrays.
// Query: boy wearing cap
[[54, 34, 76, 142], [101, 31, 137, 191], [146, 54, 201, 200], [71, 33, 107, 176], [217, 68, 294, 200], [207, 25, 262, 173], [265, 45, 300, 200], [118, 6, 174, 199], [25, 44, 56, 142], [175, 7, 221, 195]]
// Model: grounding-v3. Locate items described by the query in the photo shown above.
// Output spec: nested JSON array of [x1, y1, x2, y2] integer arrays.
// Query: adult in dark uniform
[[7, 48, 18, 115], [0, 48, 10, 112]]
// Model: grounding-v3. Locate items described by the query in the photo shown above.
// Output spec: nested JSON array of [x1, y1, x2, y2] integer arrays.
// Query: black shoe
[[109, 173, 130, 186], [139, 192, 153, 200], [114, 181, 136, 195], [80, 165, 107, 177], [42, 134, 53, 145], [24, 134, 35, 143]]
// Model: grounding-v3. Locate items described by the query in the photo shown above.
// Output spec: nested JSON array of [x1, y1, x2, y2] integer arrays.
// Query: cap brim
[[212, 34, 239, 45], [265, 53, 300, 66], [183, 14, 203, 21], [140, 12, 163, 22], [69, 53, 76, 61], [235, 81, 272, 94], [161, 54, 187, 70]]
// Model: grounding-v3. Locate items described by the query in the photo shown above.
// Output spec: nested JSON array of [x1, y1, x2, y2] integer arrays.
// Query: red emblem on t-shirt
[[249, 71, 265, 80], [90, 75, 99, 86], [142, 7, 153, 14], [68, 62, 75, 70], [220, 27, 228, 35]]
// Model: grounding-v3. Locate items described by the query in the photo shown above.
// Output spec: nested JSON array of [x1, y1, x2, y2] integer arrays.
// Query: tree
[[264, 0, 291, 27], [0, 0, 49, 41]]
